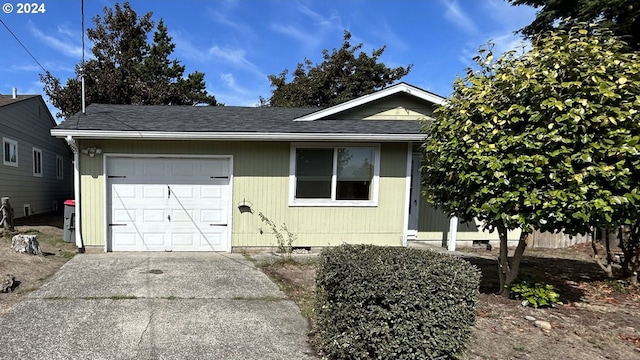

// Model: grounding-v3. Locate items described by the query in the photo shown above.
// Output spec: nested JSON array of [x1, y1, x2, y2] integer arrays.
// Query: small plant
[[257, 212, 296, 258], [509, 278, 562, 308]]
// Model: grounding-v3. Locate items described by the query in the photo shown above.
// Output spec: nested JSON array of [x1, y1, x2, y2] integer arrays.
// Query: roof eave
[[50, 129, 425, 142]]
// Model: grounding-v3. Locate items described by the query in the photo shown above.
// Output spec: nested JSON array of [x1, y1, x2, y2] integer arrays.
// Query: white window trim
[[32, 147, 43, 177], [3, 137, 18, 167], [289, 143, 380, 207], [56, 155, 64, 179]]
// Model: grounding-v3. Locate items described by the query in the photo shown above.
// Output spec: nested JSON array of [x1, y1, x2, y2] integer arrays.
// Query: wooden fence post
[[1, 197, 14, 231]]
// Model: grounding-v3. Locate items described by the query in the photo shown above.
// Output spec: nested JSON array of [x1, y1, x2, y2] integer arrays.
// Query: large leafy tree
[[508, 0, 640, 50], [42, 2, 217, 118], [422, 24, 640, 294], [265, 31, 411, 107]]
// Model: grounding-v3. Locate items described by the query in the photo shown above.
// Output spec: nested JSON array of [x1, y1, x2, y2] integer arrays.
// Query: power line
[[0, 18, 48, 73]]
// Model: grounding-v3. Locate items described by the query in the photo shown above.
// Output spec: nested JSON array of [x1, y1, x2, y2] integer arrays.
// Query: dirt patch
[[257, 246, 640, 359], [0, 213, 78, 314]]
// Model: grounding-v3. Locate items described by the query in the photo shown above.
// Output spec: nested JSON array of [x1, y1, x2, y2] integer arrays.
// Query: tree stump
[[11, 234, 41, 255], [1, 275, 16, 293]]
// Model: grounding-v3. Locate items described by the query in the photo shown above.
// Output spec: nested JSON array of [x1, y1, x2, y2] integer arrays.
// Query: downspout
[[66, 136, 85, 253]]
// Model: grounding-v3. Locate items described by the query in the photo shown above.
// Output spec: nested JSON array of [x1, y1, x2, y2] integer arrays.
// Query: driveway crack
[[137, 299, 156, 357]]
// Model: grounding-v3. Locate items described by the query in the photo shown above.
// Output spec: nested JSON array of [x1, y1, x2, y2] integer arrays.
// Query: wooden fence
[[526, 230, 591, 249]]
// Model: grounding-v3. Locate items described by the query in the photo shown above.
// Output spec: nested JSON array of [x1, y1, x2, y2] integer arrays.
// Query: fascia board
[[50, 129, 426, 142]]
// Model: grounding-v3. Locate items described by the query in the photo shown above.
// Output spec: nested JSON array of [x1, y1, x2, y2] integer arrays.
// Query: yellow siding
[[329, 94, 436, 120], [78, 140, 407, 248], [363, 106, 433, 121]]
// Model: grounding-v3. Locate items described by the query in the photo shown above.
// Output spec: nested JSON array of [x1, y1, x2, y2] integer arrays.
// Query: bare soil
[[260, 245, 640, 360], [0, 213, 78, 314]]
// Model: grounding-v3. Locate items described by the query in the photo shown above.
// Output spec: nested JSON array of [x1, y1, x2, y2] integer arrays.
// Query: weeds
[[258, 212, 296, 258]]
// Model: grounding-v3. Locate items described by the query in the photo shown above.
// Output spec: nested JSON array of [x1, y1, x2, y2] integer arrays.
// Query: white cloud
[[221, 73, 237, 88], [270, 2, 346, 50], [373, 21, 409, 52], [440, 0, 479, 35], [7, 62, 74, 74], [171, 31, 265, 79], [270, 23, 317, 45], [482, 0, 538, 30], [28, 22, 83, 59]]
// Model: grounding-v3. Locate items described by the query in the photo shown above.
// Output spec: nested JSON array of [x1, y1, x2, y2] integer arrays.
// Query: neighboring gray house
[[0, 90, 73, 217]]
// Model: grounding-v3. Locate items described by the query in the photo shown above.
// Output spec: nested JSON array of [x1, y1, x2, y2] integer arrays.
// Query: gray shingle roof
[[54, 104, 423, 135], [0, 95, 40, 107]]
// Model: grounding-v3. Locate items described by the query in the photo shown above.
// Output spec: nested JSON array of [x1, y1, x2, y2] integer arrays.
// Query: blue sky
[[0, 0, 537, 116]]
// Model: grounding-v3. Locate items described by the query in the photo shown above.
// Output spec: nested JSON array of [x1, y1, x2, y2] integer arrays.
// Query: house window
[[3, 138, 18, 167], [290, 144, 379, 206], [32, 148, 42, 177], [56, 155, 64, 179]]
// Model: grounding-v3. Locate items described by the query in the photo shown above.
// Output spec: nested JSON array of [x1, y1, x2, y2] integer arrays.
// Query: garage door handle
[[209, 224, 227, 226], [109, 223, 127, 227]]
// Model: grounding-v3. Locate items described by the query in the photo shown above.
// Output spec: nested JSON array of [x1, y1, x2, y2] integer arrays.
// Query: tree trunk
[[620, 221, 640, 284], [591, 228, 613, 278], [497, 225, 529, 296]]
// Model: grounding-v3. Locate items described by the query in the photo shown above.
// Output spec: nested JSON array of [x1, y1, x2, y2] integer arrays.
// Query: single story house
[[50, 82, 520, 252], [1, 90, 73, 218]]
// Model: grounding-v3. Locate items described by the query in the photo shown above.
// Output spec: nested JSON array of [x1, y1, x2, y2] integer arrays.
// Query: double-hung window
[[32, 147, 42, 177], [290, 144, 379, 206], [3, 138, 18, 167]]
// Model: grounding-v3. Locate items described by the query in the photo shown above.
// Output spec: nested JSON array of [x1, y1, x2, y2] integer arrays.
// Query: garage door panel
[[201, 186, 223, 199], [113, 184, 137, 199], [199, 232, 225, 248], [143, 233, 165, 247], [143, 185, 166, 199], [114, 233, 137, 247], [171, 209, 195, 223], [201, 209, 225, 224], [170, 233, 196, 247], [143, 161, 166, 176], [171, 185, 195, 199], [171, 162, 197, 177], [109, 157, 230, 252], [201, 160, 229, 177], [143, 209, 166, 223], [113, 209, 135, 222]]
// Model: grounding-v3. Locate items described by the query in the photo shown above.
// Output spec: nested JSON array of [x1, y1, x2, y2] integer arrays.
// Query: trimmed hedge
[[313, 244, 480, 359]]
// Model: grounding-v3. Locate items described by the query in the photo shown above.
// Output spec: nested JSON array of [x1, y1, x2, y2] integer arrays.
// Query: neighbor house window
[[3, 138, 18, 167], [290, 144, 379, 206], [32, 147, 42, 177], [56, 155, 63, 179]]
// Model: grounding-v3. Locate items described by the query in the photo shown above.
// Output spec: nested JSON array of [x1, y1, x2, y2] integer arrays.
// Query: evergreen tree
[[509, 0, 640, 50], [42, 2, 217, 118], [266, 31, 411, 107]]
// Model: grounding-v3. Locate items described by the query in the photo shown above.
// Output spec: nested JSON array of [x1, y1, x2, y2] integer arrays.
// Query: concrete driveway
[[0, 252, 317, 360]]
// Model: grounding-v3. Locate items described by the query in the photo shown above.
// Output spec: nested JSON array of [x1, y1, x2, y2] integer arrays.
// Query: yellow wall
[[77, 140, 408, 248], [328, 94, 437, 121]]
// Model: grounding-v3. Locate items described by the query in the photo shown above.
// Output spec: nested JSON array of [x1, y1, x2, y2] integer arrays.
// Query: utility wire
[[0, 18, 48, 73]]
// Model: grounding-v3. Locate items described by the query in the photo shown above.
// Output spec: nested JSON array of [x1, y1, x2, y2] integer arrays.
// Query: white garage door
[[107, 157, 231, 252]]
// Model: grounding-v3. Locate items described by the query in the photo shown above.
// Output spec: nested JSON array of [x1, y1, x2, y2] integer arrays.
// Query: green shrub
[[509, 278, 562, 308], [313, 244, 480, 360]]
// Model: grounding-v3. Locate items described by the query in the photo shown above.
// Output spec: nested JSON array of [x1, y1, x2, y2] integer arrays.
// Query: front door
[[407, 153, 420, 239]]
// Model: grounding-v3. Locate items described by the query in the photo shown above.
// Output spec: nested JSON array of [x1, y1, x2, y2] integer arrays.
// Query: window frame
[[56, 155, 64, 179], [3, 137, 18, 167], [32, 147, 43, 177], [289, 143, 380, 207]]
